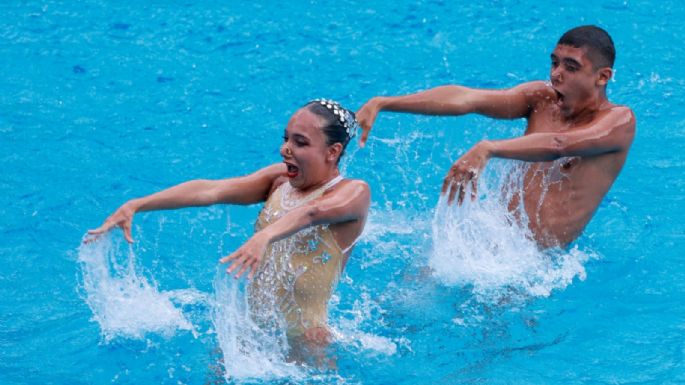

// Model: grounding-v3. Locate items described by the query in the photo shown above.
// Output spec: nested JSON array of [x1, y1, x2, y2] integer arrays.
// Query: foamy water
[[77, 236, 199, 341], [429, 163, 596, 304], [75, 164, 597, 383], [78, 233, 399, 383], [211, 270, 303, 382]]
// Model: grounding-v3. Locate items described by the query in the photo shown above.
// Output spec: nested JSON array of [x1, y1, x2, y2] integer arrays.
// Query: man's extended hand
[[219, 231, 270, 280], [356, 97, 383, 147], [85, 201, 137, 243], [442, 141, 492, 205]]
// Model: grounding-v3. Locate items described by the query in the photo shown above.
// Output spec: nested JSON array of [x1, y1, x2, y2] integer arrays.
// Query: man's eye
[[283, 135, 288, 142]]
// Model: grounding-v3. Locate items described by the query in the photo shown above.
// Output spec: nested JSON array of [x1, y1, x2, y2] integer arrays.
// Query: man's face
[[549, 44, 606, 118]]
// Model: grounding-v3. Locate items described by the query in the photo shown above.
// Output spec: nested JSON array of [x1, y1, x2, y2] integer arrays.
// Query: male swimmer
[[87, 100, 370, 364], [357, 25, 635, 248]]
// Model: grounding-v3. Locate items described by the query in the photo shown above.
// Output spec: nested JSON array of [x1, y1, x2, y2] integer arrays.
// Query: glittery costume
[[247, 176, 346, 339]]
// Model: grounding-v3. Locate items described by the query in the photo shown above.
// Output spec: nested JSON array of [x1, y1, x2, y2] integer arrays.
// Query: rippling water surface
[[2, 1, 684, 384]]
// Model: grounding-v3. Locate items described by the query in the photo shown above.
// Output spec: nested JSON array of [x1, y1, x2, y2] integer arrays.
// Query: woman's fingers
[[83, 219, 123, 243], [247, 264, 258, 280], [225, 250, 252, 276], [123, 223, 134, 243], [222, 249, 262, 280], [234, 259, 253, 279], [87, 227, 104, 235], [87, 219, 113, 235]]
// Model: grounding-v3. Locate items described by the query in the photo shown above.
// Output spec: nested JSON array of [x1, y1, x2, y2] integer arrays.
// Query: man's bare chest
[[525, 105, 568, 134]]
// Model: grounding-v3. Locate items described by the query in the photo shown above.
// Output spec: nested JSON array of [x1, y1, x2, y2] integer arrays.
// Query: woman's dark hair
[[558, 25, 615, 69], [303, 99, 358, 161]]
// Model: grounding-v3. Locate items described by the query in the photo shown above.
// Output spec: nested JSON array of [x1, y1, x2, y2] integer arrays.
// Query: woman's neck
[[296, 170, 341, 194]]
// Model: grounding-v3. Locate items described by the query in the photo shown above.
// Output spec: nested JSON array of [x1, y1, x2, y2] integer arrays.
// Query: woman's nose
[[280, 142, 291, 157]]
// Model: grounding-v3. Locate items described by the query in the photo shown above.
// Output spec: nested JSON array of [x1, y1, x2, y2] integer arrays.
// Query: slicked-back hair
[[558, 25, 615, 69], [303, 101, 356, 163]]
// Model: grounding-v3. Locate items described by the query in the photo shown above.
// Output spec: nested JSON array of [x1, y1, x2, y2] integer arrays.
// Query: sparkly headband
[[312, 98, 358, 140]]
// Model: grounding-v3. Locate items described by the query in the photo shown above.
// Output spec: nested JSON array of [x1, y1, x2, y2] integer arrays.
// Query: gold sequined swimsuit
[[248, 176, 346, 338]]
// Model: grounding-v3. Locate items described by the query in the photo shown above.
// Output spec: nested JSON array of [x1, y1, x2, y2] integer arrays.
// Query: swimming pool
[[2, 1, 684, 384]]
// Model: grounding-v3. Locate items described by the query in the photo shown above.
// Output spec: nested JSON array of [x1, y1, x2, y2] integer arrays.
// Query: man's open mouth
[[285, 162, 299, 178], [554, 88, 564, 104]]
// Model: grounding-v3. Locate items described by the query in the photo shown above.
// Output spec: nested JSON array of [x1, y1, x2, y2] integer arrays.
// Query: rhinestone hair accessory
[[312, 98, 359, 140]]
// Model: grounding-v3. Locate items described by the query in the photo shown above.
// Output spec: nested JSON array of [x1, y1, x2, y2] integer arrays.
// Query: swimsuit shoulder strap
[[280, 175, 344, 210]]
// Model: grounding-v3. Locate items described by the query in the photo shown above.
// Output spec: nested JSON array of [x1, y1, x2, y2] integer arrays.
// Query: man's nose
[[551, 67, 562, 83]]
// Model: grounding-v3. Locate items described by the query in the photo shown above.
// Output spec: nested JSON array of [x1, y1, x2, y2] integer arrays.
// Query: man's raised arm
[[356, 81, 550, 146]]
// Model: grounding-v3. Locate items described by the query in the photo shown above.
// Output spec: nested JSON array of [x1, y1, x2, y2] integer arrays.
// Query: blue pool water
[[2, 1, 685, 384]]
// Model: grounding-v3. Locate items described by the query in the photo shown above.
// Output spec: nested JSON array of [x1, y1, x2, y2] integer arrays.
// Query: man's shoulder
[[510, 81, 556, 110], [603, 104, 636, 128], [607, 104, 634, 116], [512, 81, 555, 97], [593, 105, 636, 151]]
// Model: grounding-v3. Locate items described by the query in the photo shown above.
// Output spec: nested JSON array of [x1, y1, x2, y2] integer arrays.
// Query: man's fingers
[[470, 175, 479, 201], [447, 180, 459, 205], [441, 173, 451, 195], [457, 181, 466, 205], [359, 127, 370, 148]]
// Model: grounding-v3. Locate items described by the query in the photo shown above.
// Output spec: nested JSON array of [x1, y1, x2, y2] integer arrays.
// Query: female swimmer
[[87, 100, 369, 364]]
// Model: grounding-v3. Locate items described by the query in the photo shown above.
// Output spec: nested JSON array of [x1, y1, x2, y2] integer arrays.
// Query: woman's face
[[280, 108, 340, 190]]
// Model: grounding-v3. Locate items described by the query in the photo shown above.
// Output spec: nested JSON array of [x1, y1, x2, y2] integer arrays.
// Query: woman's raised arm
[[86, 163, 285, 243]]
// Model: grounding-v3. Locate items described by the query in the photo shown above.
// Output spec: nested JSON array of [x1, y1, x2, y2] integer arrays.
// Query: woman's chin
[[287, 176, 303, 188]]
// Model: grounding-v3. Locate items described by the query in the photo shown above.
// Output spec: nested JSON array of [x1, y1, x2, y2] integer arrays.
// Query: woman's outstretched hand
[[219, 231, 270, 280], [85, 201, 137, 243]]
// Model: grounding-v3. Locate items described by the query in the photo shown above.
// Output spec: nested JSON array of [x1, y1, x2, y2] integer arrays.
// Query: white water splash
[[331, 292, 401, 357], [211, 269, 304, 383], [429, 163, 595, 304], [211, 263, 397, 383], [77, 235, 198, 341]]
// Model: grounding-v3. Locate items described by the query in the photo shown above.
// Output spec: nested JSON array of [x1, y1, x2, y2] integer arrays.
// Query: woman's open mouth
[[285, 162, 299, 178]]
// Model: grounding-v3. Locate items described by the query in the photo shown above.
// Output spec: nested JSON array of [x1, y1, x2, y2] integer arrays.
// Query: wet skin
[[87, 106, 370, 361], [357, 44, 635, 248]]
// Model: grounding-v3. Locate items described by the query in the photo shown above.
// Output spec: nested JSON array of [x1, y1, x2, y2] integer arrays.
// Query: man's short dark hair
[[558, 25, 615, 69]]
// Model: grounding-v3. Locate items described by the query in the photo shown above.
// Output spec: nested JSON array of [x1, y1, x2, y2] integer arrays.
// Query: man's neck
[[566, 91, 610, 126]]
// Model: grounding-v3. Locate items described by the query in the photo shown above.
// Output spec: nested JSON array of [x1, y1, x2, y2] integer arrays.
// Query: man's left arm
[[443, 107, 635, 204]]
